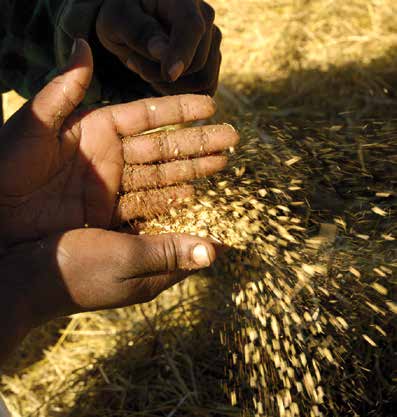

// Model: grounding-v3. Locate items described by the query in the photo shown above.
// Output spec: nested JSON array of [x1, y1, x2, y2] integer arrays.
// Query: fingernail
[[168, 60, 184, 82], [222, 122, 237, 132], [148, 37, 168, 60], [192, 244, 211, 267]]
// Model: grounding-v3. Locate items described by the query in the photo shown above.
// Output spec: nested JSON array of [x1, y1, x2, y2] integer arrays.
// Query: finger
[[31, 39, 93, 130], [21, 229, 219, 320], [123, 233, 218, 276], [152, 27, 222, 95], [122, 7, 169, 62], [114, 184, 194, 224], [161, 1, 206, 81], [186, 23, 213, 74], [122, 155, 227, 192], [186, 3, 215, 74], [64, 230, 218, 306], [123, 124, 239, 164], [108, 94, 216, 136], [124, 50, 163, 83], [97, 1, 168, 64]]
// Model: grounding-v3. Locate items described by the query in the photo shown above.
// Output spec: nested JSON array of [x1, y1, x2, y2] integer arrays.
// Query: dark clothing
[[0, 0, 155, 108]]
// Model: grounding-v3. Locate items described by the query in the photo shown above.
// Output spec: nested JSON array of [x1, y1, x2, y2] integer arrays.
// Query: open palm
[[0, 40, 237, 244], [0, 41, 239, 361]]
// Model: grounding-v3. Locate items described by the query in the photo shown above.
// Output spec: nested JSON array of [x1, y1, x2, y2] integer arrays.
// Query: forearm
[[0, 246, 34, 365], [0, 297, 30, 366]]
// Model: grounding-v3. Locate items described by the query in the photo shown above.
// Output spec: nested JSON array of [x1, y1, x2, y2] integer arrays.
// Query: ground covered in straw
[[1, 1, 396, 416]]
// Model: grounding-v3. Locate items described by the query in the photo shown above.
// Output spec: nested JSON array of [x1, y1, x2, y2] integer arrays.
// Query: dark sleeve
[[0, 0, 156, 105], [0, 0, 104, 102], [0, 0, 62, 98]]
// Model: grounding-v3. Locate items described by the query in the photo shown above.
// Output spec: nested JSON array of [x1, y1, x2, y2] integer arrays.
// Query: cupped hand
[[0, 39, 238, 364], [96, 0, 221, 95], [0, 39, 237, 245]]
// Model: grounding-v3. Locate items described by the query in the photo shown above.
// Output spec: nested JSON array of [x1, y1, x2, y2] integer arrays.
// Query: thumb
[[123, 233, 218, 276], [13, 229, 221, 324], [31, 39, 93, 130]]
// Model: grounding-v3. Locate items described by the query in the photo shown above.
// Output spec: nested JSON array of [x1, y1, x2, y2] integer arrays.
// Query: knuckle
[[197, 126, 210, 152], [191, 158, 200, 179], [141, 100, 156, 129], [161, 236, 180, 271], [159, 130, 172, 160], [201, 2, 215, 25], [176, 95, 188, 124], [155, 164, 167, 186], [151, 188, 168, 211]]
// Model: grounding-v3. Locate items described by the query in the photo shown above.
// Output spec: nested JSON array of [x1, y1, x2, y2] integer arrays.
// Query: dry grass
[[1, 1, 396, 416]]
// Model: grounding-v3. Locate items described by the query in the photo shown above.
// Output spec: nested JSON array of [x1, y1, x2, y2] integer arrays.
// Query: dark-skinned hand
[[0, 39, 238, 245], [0, 40, 238, 363], [96, 0, 222, 95]]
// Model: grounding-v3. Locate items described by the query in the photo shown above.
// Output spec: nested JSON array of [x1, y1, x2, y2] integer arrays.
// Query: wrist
[[0, 242, 53, 365], [0, 259, 32, 365]]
